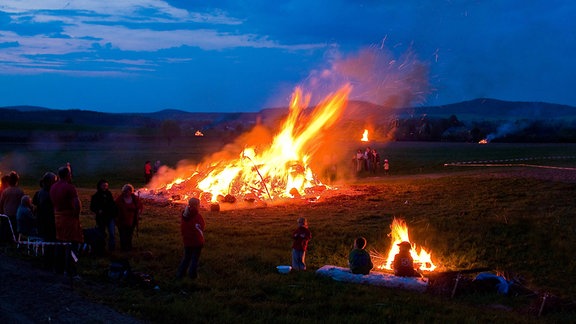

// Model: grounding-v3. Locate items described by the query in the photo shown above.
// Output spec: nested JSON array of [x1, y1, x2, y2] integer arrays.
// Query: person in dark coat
[[16, 195, 36, 237], [33, 172, 57, 241], [176, 198, 205, 279], [32, 172, 57, 270], [349, 236, 373, 275], [392, 241, 419, 277], [90, 179, 117, 251]]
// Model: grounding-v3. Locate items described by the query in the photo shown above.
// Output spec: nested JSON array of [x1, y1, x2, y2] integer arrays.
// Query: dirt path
[[0, 252, 142, 324]]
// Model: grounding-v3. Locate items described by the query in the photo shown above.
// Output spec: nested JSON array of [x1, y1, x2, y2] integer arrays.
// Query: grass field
[[2, 140, 576, 323]]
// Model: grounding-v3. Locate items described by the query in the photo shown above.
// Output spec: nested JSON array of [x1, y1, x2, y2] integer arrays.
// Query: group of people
[[290, 217, 419, 277], [2, 164, 414, 282], [0, 166, 143, 277], [354, 147, 389, 175], [90, 180, 143, 253]]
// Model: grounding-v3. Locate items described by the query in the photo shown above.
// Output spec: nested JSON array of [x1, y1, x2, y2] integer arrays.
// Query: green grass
[[2, 141, 576, 323]]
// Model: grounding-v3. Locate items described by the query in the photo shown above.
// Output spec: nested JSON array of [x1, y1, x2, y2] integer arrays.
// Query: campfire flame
[[373, 218, 436, 272], [153, 85, 352, 203], [361, 129, 369, 142]]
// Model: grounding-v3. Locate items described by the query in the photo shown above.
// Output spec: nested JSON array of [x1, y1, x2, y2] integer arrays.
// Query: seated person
[[348, 236, 373, 275], [392, 241, 419, 277]]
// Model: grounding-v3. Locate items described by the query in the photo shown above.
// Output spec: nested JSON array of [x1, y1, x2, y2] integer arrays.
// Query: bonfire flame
[[373, 218, 436, 272], [361, 129, 369, 142], [159, 85, 352, 202]]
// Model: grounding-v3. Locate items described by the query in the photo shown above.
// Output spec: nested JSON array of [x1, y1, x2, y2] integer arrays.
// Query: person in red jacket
[[115, 184, 142, 252], [291, 217, 311, 271], [177, 197, 205, 279]]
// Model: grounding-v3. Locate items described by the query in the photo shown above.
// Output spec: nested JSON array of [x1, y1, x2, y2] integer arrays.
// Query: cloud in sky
[[0, 0, 575, 112]]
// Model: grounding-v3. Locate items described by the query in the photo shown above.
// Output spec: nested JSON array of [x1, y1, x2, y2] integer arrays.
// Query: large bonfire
[[143, 84, 352, 205]]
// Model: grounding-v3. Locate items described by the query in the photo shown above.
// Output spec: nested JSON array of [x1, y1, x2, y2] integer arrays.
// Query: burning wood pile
[[370, 218, 436, 273], [140, 85, 351, 207]]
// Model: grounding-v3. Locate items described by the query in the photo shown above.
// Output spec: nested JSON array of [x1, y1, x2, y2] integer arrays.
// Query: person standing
[[32, 172, 58, 270], [176, 197, 205, 280], [90, 179, 117, 251], [355, 149, 363, 173], [152, 160, 161, 174], [0, 171, 25, 242], [50, 166, 83, 277], [115, 184, 142, 252], [0, 174, 10, 197], [144, 161, 153, 184], [371, 149, 380, 174], [364, 147, 372, 171], [383, 159, 390, 175], [291, 217, 312, 271], [33, 172, 57, 242]]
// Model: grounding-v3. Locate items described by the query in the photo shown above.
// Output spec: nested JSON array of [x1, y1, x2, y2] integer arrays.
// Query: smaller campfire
[[361, 129, 369, 142], [371, 218, 436, 272]]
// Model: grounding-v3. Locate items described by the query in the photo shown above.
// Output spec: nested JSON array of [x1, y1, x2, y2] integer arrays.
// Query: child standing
[[348, 236, 373, 275], [291, 217, 311, 271], [383, 159, 390, 175], [177, 198, 205, 279]]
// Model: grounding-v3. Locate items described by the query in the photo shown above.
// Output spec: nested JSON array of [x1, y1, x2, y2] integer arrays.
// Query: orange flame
[[376, 218, 436, 272], [361, 129, 369, 142], [159, 84, 352, 202]]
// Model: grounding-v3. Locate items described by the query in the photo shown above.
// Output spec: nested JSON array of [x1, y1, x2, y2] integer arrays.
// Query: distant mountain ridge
[[1, 98, 575, 127], [409, 98, 576, 120]]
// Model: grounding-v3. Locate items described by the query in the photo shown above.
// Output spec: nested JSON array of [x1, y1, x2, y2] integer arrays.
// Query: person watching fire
[[90, 179, 117, 252], [50, 166, 83, 278], [176, 197, 205, 280], [291, 217, 311, 271], [349, 236, 373, 275], [115, 184, 143, 252], [392, 241, 420, 277]]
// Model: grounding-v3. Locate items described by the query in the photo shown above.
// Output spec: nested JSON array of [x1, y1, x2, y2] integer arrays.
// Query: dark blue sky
[[0, 1, 574, 113]]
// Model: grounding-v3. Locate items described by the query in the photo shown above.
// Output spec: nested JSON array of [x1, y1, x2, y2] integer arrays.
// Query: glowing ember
[[195, 130, 204, 137], [361, 129, 369, 142], [478, 138, 488, 144], [154, 85, 352, 203], [373, 218, 436, 272]]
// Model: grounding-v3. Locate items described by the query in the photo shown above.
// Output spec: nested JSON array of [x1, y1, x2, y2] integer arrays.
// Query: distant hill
[[1, 98, 575, 127], [2, 98, 576, 143], [407, 98, 576, 120]]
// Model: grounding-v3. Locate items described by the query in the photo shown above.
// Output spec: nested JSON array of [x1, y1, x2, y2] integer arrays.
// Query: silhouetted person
[[50, 166, 83, 277]]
